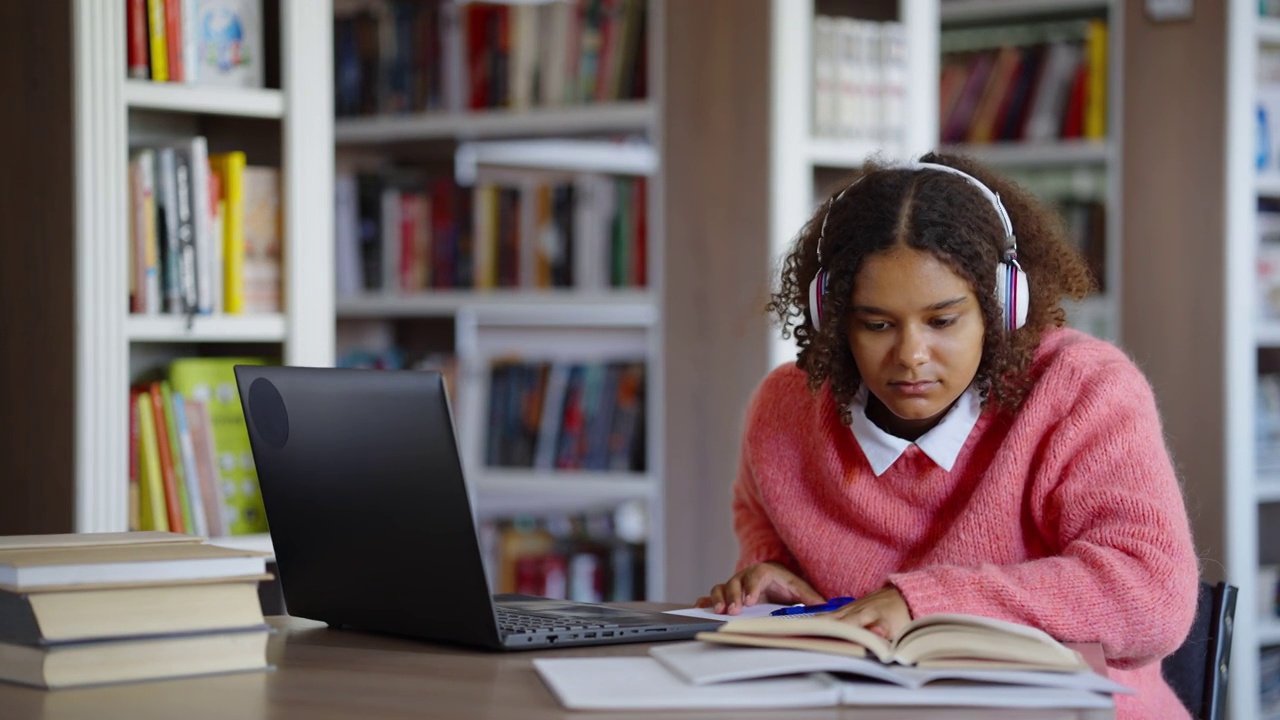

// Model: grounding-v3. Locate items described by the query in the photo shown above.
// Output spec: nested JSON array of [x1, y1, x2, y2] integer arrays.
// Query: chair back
[[1161, 581, 1238, 720]]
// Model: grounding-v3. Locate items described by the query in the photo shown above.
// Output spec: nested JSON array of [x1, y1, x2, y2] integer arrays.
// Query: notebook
[[234, 365, 722, 650]]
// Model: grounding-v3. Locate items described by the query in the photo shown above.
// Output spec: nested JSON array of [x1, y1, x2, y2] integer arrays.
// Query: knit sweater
[[733, 328, 1199, 720]]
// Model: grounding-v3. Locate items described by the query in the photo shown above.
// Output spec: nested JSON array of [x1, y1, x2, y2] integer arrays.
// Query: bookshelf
[[1119, 1, 1276, 716], [768, 0, 940, 370], [938, 0, 1123, 344], [330, 0, 663, 600], [0, 2, 333, 544]]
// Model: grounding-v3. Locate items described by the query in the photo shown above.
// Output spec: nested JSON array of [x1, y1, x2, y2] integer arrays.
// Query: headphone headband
[[808, 159, 1029, 334], [815, 161, 1016, 264]]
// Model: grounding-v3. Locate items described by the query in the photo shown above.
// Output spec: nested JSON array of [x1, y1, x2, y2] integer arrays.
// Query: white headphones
[[808, 161, 1029, 333]]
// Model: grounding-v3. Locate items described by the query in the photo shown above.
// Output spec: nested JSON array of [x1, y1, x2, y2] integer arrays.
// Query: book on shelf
[[127, 0, 264, 87], [697, 612, 1089, 672], [533, 638, 1128, 711], [333, 0, 647, 117], [128, 140, 280, 316], [940, 18, 1107, 146], [811, 16, 908, 145], [485, 359, 645, 472], [167, 357, 270, 536], [334, 168, 646, 297], [479, 511, 645, 602]]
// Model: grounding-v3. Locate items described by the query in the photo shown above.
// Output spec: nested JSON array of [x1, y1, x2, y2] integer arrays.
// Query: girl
[[696, 152, 1199, 720]]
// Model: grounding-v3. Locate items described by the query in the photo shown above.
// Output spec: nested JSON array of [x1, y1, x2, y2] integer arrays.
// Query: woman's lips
[[889, 381, 938, 396]]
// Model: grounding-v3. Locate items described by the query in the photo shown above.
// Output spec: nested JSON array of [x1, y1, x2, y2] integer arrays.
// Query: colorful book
[[168, 357, 269, 535], [209, 151, 246, 313]]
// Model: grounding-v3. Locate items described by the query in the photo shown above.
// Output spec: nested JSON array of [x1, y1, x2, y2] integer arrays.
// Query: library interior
[[2, 0, 1280, 718]]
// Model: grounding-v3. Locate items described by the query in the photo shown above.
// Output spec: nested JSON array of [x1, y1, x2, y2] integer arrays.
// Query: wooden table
[[1, 609, 1117, 720]]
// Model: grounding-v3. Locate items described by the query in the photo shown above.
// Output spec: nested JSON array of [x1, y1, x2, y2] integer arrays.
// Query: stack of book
[[0, 531, 271, 689]]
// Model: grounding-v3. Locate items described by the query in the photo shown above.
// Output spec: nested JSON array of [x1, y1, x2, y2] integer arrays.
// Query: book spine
[[163, 0, 184, 82], [170, 391, 209, 537], [127, 0, 151, 79], [159, 381, 195, 534], [148, 383, 185, 533], [171, 147, 199, 314], [210, 151, 246, 313], [135, 393, 169, 532], [146, 0, 170, 82]]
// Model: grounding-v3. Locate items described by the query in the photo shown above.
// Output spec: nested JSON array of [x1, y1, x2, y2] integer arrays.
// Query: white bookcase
[[331, 0, 666, 599], [768, 0, 940, 370], [1229, 3, 1280, 716], [0, 0, 334, 549], [937, 0, 1124, 345]]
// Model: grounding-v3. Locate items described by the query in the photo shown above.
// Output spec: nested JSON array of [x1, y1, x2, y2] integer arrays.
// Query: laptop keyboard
[[495, 607, 621, 635]]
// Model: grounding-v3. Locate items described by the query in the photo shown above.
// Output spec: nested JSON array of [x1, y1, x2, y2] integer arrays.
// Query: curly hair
[[767, 150, 1096, 422]]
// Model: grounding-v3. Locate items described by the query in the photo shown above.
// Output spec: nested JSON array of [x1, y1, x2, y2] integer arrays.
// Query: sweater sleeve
[[731, 373, 803, 574], [887, 358, 1200, 669]]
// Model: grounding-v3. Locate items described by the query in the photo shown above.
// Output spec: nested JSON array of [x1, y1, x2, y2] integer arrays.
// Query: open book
[[533, 640, 1131, 712], [696, 612, 1088, 671]]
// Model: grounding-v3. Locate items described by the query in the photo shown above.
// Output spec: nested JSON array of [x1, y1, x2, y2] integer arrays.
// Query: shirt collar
[[848, 384, 983, 476]]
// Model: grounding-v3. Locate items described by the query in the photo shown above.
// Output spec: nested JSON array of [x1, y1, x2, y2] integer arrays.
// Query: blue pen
[[770, 596, 857, 616]]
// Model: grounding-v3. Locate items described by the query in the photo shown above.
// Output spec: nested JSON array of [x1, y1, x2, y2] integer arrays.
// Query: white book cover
[[193, 0, 264, 89], [811, 16, 837, 138]]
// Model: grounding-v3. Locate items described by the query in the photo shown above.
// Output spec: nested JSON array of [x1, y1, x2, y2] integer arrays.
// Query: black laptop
[[233, 365, 722, 650]]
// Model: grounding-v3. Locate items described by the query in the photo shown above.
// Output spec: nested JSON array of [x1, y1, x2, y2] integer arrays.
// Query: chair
[[1161, 581, 1238, 720]]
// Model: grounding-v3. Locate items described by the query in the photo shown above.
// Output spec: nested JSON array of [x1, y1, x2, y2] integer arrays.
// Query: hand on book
[[694, 562, 824, 615], [824, 586, 912, 639]]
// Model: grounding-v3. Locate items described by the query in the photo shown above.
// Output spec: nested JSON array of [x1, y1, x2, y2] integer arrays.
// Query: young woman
[[696, 152, 1199, 720]]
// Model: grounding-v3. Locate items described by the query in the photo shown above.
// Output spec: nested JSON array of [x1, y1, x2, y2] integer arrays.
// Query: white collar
[[848, 384, 983, 476]]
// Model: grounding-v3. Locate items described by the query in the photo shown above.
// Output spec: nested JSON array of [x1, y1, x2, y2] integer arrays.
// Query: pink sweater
[[733, 329, 1199, 720]]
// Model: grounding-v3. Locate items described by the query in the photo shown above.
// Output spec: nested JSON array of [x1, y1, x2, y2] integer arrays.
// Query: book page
[[892, 614, 1084, 669], [711, 615, 894, 662], [651, 641, 910, 687]]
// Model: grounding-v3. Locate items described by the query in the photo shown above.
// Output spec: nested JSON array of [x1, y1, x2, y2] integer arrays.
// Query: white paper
[[838, 678, 1115, 709], [532, 657, 840, 710], [662, 603, 791, 621]]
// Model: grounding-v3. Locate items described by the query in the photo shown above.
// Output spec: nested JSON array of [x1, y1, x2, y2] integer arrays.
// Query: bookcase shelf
[[0, 1, 335, 542], [470, 471, 655, 520], [1259, 477, 1280, 503], [1259, 175, 1280, 197], [1262, 618, 1280, 647], [1259, 321, 1280, 347], [940, 140, 1111, 168], [126, 315, 288, 343], [335, 292, 656, 326], [334, 102, 656, 144], [123, 80, 286, 118], [939, 0, 1110, 25], [805, 139, 893, 169], [1260, 17, 1280, 46]]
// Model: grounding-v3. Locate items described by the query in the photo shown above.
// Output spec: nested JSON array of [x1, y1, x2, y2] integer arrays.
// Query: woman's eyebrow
[[851, 296, 968, 315]]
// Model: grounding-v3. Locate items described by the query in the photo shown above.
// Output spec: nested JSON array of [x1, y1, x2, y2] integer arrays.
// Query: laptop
[[233, 364, 723, 650]]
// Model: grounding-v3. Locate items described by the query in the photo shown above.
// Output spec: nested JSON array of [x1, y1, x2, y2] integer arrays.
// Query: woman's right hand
[[694, 561, 824, 615]]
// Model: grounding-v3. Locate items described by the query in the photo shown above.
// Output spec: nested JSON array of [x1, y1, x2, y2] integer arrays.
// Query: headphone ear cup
[[994, 261, 1030, 331], [808, 270, 827, 331]]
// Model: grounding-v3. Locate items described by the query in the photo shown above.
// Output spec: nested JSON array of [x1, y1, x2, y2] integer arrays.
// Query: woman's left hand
[[826, 586, 912, 639]]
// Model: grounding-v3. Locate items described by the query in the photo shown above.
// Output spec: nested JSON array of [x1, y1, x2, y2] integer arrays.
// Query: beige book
[[0, 543, 268, 591], [697, 613, 1087, 672], [0, 531, 202, 552], [0, 580, 267, 645], [0, 628, 270, 689]]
